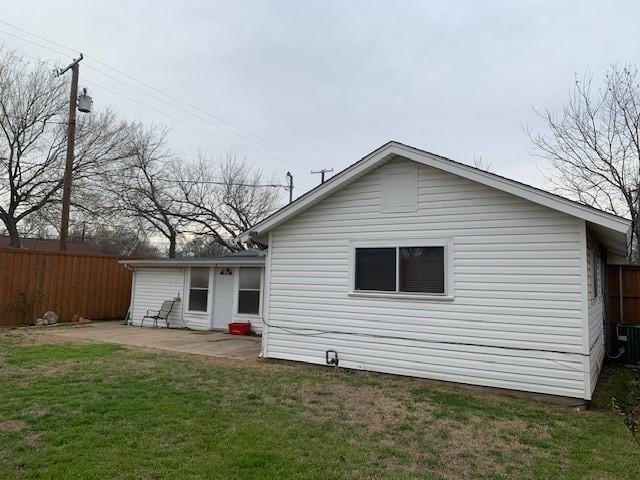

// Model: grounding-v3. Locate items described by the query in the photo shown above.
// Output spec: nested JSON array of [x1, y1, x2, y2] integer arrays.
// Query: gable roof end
[[237, 141, 631, 243]]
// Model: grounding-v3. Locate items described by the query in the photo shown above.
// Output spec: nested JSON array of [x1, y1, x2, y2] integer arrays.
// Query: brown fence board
[[0, 248, 132, 325], [608, 265, 640, 326], [607, 265, 640, 350]]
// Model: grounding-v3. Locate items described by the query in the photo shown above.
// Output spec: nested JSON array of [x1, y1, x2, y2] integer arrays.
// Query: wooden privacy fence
[[0, 248, 132, 325], [607, 264, 640, 348]]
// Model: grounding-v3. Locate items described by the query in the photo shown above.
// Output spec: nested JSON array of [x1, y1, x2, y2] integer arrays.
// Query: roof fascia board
[[119, 259, 265, 267], [238, 142, 630, 240], [392, 144, 630, 234], [237, 144, 392, 241]]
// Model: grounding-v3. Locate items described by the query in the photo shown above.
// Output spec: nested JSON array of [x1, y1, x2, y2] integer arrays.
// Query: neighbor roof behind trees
[[0, 237, 106, 255]]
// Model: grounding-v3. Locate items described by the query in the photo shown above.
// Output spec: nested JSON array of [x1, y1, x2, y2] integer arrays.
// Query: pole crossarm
[[57, 53, 83, 76], [311, 168, 333, 184]]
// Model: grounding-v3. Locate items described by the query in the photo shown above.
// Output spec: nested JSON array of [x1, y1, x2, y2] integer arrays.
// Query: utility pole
[[58, 54, 84, 251], [311, 168, 333, 184], [286, 171, 294, 204]]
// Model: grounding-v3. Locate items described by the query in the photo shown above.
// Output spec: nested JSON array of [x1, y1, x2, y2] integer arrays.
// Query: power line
[[0, 19, 324, 169], [0, 41, 316, 195], [0, 27, 69, 58], [0, 45, 306, 173], [82, 62, 323, 168], [1, 36, 311, 174], [81, 77, 309, 171], [0, 24, 321, 193], [0, 50, 201, 162], [1, 115, 200, 159], [0, 44, 52, 65], [0, 19, 76, 56], [0, 29, 295, 167], [14, 159, 289, 189], [0, 112, 67, 125], [110, 172, 289, 189]]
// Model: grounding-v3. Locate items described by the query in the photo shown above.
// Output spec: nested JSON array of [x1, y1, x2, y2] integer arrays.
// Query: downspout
[[260, 231, 273, 359], [124, 265, 136, 325], [602, 249, 609, 352]]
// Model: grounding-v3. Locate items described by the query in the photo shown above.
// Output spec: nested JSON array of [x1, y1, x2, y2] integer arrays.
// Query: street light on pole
[[57, 54, 92, 251]]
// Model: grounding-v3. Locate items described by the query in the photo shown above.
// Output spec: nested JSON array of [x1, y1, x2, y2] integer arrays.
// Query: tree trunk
[[168, 231, 177, 258], [3, 217, 21, 248], [633, 217, 640, 263]]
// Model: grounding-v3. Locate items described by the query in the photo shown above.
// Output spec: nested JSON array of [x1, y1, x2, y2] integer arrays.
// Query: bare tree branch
[[103, 125, 189, 257], [0, 47, 133, 248], [174, 154, 283, 252], [530, 65, 640, 261]]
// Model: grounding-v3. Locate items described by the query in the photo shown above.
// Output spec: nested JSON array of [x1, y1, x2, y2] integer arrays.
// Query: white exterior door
[[212, 268, 234, 329]]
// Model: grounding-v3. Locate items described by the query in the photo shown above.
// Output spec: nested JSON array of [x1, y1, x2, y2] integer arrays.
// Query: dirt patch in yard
[[0, 327, 90, 347], [429, 417, 549, 479], [0, 420, 27, 432], [286, 380, 414, 433]]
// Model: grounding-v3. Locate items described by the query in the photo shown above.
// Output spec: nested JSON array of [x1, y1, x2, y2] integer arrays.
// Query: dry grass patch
[[427, 417, 547, 479], [0, 420, 27, 432], [282, 380, 413, 434]]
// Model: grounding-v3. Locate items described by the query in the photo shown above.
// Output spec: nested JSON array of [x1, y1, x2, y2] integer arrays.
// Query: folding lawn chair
[[141, 299, 176, 328]]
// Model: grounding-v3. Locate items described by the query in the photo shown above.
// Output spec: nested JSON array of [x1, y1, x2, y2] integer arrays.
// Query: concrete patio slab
[[41, 321, 261, 360]]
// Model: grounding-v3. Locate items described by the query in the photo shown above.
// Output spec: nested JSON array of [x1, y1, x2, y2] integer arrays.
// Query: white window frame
[[234, 267, 264, 317], [186, 266, 211, 314], [348, 238, 455, 301]]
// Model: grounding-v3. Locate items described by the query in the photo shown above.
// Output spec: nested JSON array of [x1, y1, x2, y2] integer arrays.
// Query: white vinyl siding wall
[[264, 157, 592, 399], [130, 266, 264, 332], [129, 267, 212, 330], [130, 268, 185, 328], [586, 231, 605, 395]]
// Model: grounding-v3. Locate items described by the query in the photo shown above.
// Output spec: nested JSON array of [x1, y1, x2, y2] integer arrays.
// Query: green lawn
[[0, 329, 638, 480]]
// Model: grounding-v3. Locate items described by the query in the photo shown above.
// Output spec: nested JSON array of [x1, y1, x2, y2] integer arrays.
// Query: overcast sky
[[2, 0, 639, 196]]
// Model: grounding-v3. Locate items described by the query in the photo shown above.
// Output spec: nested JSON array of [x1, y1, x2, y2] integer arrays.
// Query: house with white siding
[[235, 141, 630, 400], [121, 252, 266, 331], [121, 142, 629, 400]]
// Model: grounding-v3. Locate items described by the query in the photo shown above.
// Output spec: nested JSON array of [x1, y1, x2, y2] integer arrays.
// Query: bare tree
[[175, 154, 283, 251], [177, 235, 226, 257], [217, 156, 282, 239], [0, 49, 66, 246], [68, 223, 160, 257], [530, 65, 640, 260], [109, 125, 189, 258], [472, 155, 492, 172], [0, 48, 131, 248]]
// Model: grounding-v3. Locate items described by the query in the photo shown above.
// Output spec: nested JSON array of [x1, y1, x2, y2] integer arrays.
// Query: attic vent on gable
[[381, 165, 418, 213]]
